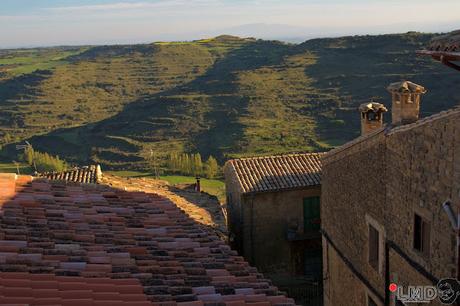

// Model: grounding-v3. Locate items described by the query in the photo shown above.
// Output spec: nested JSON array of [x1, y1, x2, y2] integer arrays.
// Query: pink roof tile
[[0, 174, 296, 305]]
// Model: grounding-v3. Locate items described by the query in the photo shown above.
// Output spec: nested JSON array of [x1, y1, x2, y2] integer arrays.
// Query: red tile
[[32, 288, 60, 298], [2, 286, 29, 296], [93, 292, 121, 301], [0, 296, 34, 304], [85, 263, 112, 272], [177, 301, 204, 306], [31, 280, 58, 289], [93, 301, 127, 306], [206, 269, 230, 277], [60, 298, 94, 306], [59, 290, 94, 299], [244, 294, 268, 303], [225, 301, 246, 306], [119, 293, 150, 301], [117, 284, 145, 294], [33, 297, 63, 305]]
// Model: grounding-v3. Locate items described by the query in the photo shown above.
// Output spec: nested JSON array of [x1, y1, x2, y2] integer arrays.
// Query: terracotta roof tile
[[0, 174, 296, 305], [225, 153, 323, 193], [37, 165, 102, 184], [428, 30, 460, 52]]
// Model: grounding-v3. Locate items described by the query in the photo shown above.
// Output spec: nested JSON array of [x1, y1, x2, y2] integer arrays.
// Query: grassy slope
[[1, 33, 459, 169]]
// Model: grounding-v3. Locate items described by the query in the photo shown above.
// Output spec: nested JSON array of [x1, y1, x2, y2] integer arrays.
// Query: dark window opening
[[368, 224, 379, 270], [303, 196, 320, 232], [414, 214, 430, 255], [367, 112, 378, 121]]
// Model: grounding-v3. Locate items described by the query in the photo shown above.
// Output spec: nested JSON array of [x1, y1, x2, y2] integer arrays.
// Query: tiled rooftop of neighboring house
[[0, 173, 295, 305], [418, 30, 460, 61], [225, 153, 323, 194], [428, 30, 460, 52], [37, 165, 102, 184]]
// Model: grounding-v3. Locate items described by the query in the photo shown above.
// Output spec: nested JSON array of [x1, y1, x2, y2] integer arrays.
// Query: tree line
[[166, 153, 219, 178], [23, 146, 68, 173]]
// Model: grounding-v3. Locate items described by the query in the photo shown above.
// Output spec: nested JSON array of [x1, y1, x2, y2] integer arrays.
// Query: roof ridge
[[226, 153, 322, 194], [388, 105, 460, 134], [229, 151, 325, 162]]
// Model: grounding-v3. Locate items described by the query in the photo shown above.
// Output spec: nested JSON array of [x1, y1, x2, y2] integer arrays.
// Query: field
[[1, 33, 459, 170], [0, 162, 33, 175]]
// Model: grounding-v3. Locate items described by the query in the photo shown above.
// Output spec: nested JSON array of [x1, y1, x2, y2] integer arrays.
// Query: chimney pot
[[387, 81, 426, 125], [359, 102, 388, 136]]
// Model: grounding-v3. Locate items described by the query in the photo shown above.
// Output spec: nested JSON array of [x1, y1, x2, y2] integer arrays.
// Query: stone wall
[[322, 108, 460, 306], [241, 187, 321, 274], [321, 130, 387, 306], [224, 165, 244, 251], [323, 236, 371, 306]]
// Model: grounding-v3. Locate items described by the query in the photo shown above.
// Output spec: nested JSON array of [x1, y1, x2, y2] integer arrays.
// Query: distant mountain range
[[1, 32, 459, 170]]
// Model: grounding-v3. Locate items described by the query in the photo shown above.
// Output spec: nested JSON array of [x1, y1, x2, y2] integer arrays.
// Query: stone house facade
[[321, 80, 460, 306], [224, 154, 323, 283]]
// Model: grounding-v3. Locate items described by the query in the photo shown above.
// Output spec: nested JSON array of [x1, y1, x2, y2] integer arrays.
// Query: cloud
[[45, 0, 222, 12]]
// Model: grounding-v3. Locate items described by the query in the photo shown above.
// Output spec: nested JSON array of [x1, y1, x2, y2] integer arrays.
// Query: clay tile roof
[[428, 30, 460, 52], [386, 81, 426, 94], [0, 174, 295, 305], [417, 30, 460, 63], [38, 165, 102, 184], [225, 153, 323, 194], [359, 102, 388, 113]]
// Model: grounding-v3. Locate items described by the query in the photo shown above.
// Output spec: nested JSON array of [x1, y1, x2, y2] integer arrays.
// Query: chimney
[[387, 81, 426, 125], [359, 102, 388, 136]]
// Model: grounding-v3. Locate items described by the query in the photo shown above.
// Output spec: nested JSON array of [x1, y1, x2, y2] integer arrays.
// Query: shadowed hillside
[[1, 33, 459, 169]]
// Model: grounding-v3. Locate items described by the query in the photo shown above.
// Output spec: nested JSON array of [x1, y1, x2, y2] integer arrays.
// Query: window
[[303, 196, 320, 232], [368, 224, 380, 271], [414, 213, 430, 256]]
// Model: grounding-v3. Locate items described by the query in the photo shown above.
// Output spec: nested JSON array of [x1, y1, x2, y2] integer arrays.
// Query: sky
[[1, 0, 459, 48]]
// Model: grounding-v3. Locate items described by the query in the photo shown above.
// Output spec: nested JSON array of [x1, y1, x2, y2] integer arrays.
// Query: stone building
[[224, 153, 323, 287], [321, 79, 460, 306]]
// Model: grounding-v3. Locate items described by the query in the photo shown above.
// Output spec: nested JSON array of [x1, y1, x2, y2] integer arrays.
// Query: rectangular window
[[303, 196, 320, 232], [368, 224, 379, 271], [414, 214, 430, 255]]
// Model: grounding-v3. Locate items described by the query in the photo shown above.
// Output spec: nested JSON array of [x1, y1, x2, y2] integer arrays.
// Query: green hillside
[[1, 33, 459, 170]]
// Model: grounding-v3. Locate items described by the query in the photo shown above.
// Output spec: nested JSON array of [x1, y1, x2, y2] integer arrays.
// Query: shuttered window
[[303, 197, 320, 232]]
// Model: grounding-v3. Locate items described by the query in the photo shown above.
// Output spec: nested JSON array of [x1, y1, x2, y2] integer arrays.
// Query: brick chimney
[[359, 102, 388, 135], [387, 81, 426, 125]]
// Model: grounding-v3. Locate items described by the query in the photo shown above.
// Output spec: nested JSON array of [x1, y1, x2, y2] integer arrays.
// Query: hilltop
[[1, 33, 459, 169]]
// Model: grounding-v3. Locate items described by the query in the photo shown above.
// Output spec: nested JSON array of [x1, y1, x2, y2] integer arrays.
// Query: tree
[[21, 147, 68, 173], [205, 155, 219, 179], [192, 153, 203, 176]]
